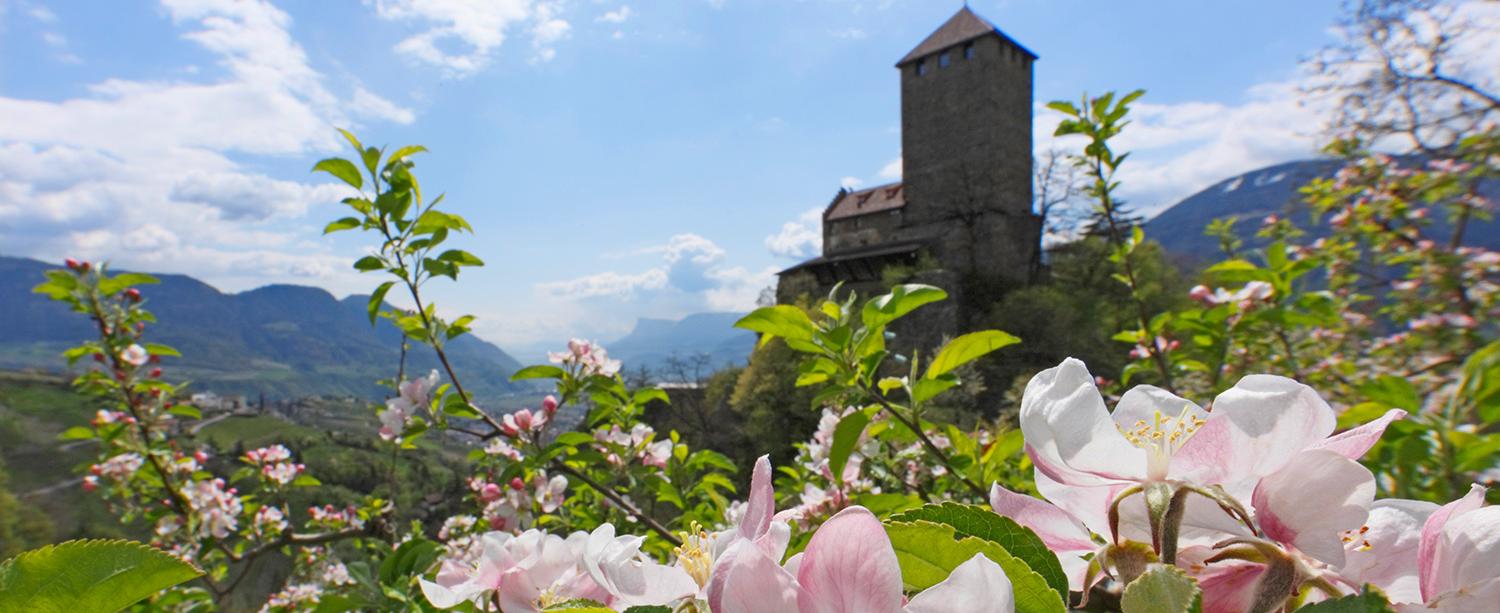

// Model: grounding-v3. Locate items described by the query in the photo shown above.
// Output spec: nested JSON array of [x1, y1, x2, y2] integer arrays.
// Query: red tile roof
[[825, 182, 906, 221]]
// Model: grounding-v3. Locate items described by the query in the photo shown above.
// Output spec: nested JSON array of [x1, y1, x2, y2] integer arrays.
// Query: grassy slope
[[0, 371, 473, 548]]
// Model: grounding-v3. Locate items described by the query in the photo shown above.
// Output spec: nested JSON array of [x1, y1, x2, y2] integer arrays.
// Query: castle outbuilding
[[776, 7, 1042, 346]]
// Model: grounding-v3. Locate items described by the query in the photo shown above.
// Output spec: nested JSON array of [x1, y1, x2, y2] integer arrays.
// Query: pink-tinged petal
[[990, 483, 1095, 591], [1195, 561, 1266, 613], [612, 563, 700, 608], [1183, 374, 1337, 491], [1032, 467, 1124, 539], [496, 569, 544, 613], [1340, 499, 1437, 605], [905, 553, 1015, 613], [797, 506, 904, 613], [1419, 484, 1488, 601], [989, 483, 1094, 553], [1417, 576, 1500, 612], [1252, 449, 1374, 567], [1431, 505, 1500, 600], [1313, 409, 1407, 460], [707, 538, 803, 613], [740, 455, 774, 541], [1020, 358, 1146, 485]]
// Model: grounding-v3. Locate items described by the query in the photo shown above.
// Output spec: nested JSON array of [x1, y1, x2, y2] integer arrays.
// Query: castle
[[776, 7, 1042, 346]]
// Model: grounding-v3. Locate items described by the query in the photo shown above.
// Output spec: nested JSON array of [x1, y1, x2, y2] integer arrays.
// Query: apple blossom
[[119, 343, 149, 367]]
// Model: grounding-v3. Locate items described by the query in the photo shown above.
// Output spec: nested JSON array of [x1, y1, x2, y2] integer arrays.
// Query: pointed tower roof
[[896, 6, 1036, 66]]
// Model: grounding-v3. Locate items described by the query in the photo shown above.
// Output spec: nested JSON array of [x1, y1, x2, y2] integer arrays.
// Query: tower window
[[939, 51, 951, 68], [963, 43, 975, 60], [915, 59, 927, 76]]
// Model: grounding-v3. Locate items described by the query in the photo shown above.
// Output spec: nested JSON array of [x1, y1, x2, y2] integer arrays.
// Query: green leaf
[[890, 503, 1069, 603], [735, 305, 816, 348], [384, 144, 428, 169], [167, 405, 202, 420], [291, 474, 321, 487], [442, 393, 483, 419], [911, 375, 959, 405], [436, 249, 484, 267], [353, 255, 385, 272], [313, 158, 363, 190], [0, 539, 203, 613], [337, 128, 365, 154], [1459, 340, 1500, 422], [368, 281, 395, 326], [323, 217, 362, 234], [1120, 565, 1202, 613], [59, 426, 95, 441], [926, 330, 1021, 379], [511, 365, 565, 381], [99, 273, 160, 297], [379, 538, 440, 587], [862, 284, 947, 329], [1292, 588, 1396, 612], [144, 343, 180, 358], [828, 407, 874, 485], [885, 521, 1066, 613]]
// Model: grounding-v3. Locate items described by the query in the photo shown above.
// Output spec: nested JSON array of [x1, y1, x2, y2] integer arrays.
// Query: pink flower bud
[[489, 516, 509, 531], [1189, 285, 1212, 303], [93, 353, 105, 363], [124, 288, 141, 302], [81, 479, 97, 492], [510, 477, 525, 491], [150, 368, 162, 378], [64, 257, 80, 270], [480, 483, 502, 502], [514, 409, 533, 432], [542, 395, 558, 416], [194, 451, 208, 463]]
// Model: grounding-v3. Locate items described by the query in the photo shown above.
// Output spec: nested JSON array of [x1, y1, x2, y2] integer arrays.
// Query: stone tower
[[777, 6, 1041, 346]]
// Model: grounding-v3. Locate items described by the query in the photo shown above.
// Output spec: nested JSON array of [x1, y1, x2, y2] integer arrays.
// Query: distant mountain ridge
[[0, 256, 523, 401], [1145, 158, 1500, 260], [606, 312, 754, 375]]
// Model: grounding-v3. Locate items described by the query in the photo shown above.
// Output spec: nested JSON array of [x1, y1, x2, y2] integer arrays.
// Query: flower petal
[[707, 538, 803, 613], [1312, 409, 1407, 460], [740, 455, 775, 541], [1252, 449, 1374, 567], [1428, 503, 1500, 602], [1181, 374, 1337, 493], [1021, 359, 1147, 485], [905, 553, 1015, 613], [1341, 498, 1438, 605], [797, 506, 904, 613], [1419, 484, 1488, 601], [1112, 385, 1206, 429], [989, 483, 1095, 552]]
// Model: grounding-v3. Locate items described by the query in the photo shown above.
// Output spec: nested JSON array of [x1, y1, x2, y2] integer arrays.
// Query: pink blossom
[[120, 344, 148, 367]]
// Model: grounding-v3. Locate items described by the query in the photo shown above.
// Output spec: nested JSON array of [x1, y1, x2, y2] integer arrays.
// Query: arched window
[[963, 42, 975, 60]]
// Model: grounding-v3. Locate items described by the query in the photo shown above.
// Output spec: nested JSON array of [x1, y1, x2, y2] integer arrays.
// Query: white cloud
[[831, 27, 867, 40], [877, 156, 902, 181], [27, 5, 56, 22], [530, 234, 772, 340], [350, 86, 416, 124], [765, 207, 823, 259], [839, 176, 863, 190], [0, 0, 412, 295], [597, 6, 631, 24], [373, 0, 570, 74]]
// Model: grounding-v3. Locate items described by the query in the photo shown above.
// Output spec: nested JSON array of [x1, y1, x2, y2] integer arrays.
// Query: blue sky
[[0, 0, 1355, 358]]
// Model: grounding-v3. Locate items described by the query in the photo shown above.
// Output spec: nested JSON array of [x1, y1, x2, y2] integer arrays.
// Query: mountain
[[1145, 158, 1500, 261], [606, 312, 754, 376], [0, 256, 524, 401]]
